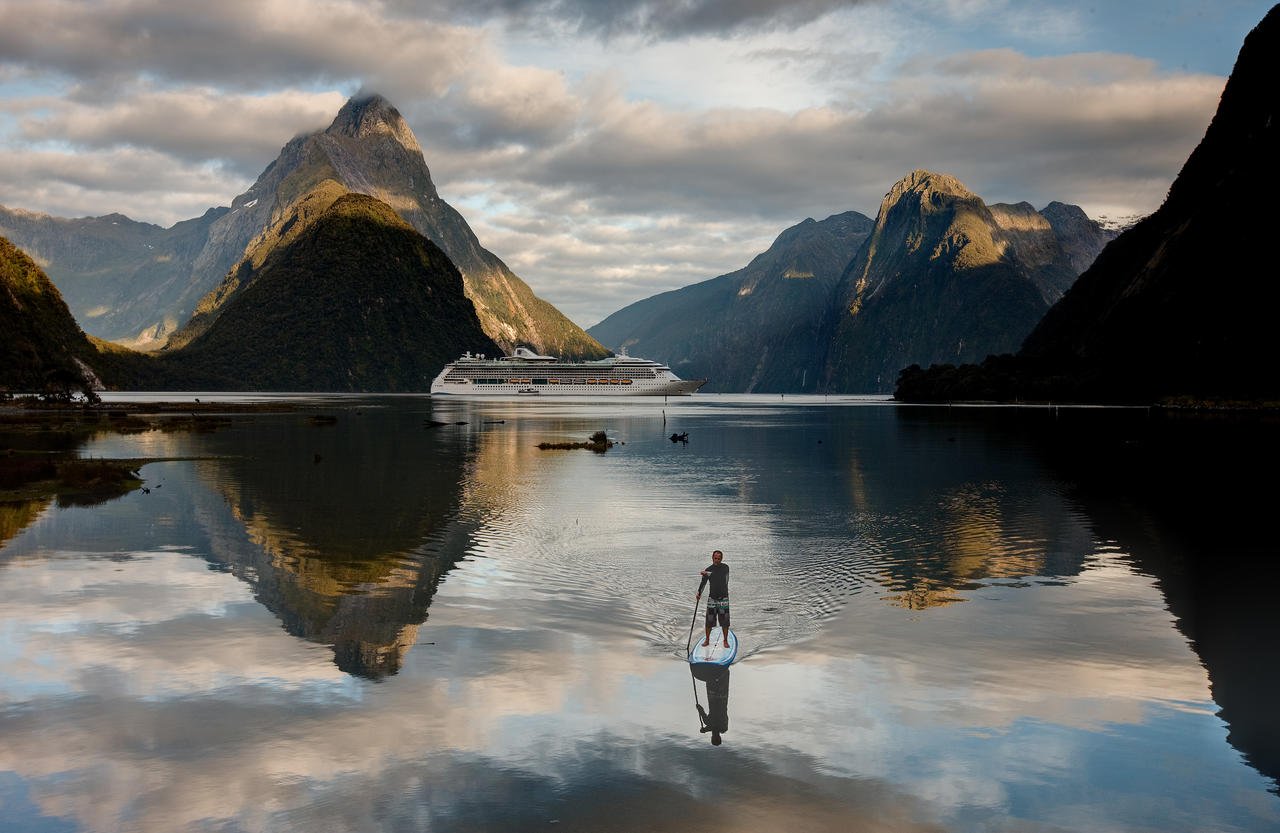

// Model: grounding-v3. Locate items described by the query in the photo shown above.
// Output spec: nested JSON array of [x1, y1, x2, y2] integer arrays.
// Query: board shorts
[[705, 597, 730, 629]]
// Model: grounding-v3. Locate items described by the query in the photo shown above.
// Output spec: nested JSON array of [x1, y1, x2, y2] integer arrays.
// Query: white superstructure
[[430, 347, 707, 396]]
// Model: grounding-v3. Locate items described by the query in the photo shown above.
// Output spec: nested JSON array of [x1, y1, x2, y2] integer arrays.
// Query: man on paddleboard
[[696, 550, 730, 648]]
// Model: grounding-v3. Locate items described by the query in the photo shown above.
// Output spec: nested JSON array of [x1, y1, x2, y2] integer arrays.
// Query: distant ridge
[[589, 174, 1113, 394], [588, 211, 874, 392], [0, 205, 228, 348]]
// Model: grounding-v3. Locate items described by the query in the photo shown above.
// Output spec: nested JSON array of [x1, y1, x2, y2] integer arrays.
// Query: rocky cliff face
[[1038, 201, 1118, 277], [168, 94, 605, 359], [988, 201, 1078, 304], [587, 211, 874, 392], [822, 170, 1051, 393], [1016, 4, 1280, 400]]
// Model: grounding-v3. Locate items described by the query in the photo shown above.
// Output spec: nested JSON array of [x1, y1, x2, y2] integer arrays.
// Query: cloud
[[504, 49, 1221, 219], [0, 144, 238, 223], [401, 0, 876, 39], [422, 62, 584, 152], [0, 0, 482, 94], [16, 88, 347, 176], [928, 0, 1086, 42], [416, 47, 1221, 322], [0, 0, 1232, 324]]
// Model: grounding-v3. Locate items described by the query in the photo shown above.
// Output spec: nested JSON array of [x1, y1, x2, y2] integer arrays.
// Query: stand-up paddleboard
[[689, 626, 737, 666]]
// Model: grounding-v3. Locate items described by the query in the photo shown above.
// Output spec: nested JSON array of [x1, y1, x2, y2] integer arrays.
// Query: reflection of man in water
[[697, 550, 730, 648], [696, 668, 730, 745]]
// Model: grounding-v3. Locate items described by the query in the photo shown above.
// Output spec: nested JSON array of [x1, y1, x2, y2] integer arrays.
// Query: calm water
[[1, 395, 1277, 832]]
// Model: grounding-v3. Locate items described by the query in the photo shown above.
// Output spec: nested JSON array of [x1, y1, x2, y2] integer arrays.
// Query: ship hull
[[430, 378, 706, 396], [429, 349, 706, 396]]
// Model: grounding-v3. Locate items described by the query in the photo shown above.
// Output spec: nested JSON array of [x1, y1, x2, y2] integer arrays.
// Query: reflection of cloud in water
[[0, 552, 349, 703], [3, 401, 1278, 830], [0, 542, 1275, 831], [765, 557, 1211, 736], [0, 551, 943, 832], [702, 554, 1231, 814], [0, 674, 945, 833]]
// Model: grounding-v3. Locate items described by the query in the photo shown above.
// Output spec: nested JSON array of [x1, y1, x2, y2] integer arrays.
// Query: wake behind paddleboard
[[688, 626, 737, 666]]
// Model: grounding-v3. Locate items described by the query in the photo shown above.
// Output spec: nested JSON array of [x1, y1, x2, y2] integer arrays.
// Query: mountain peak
[[884, 169, 977, 208], [1040, 201, 1088, 222], [326, 93, 421, 153]]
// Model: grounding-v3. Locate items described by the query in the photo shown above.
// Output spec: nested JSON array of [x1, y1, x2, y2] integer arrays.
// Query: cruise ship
[[430, 347, 707, 396]]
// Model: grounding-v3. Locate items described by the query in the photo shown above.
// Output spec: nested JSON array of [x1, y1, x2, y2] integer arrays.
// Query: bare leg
[[703, 625, 710, 647]]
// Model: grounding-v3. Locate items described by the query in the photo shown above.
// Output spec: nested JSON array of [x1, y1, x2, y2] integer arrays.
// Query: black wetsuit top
[[698, 563, 729, 599]]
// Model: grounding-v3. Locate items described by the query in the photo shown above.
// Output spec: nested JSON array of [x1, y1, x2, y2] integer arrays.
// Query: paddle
[[685, 592, 703, 656]]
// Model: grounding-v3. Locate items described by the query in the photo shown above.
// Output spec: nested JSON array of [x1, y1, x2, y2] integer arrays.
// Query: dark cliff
[[899, 5, 1280, 403]]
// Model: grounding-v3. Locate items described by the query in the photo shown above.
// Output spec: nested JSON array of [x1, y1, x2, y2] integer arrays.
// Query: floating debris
[[537, 430, 614, 453]]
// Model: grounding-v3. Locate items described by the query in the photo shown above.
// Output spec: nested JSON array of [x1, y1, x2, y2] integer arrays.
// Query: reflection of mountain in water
[[711, 408, 1095, 613], [878, 409, 1095, 608], [1035, 411, 1278, 792], [916, 405, 1279, 792], [187, 408, 480, 679]]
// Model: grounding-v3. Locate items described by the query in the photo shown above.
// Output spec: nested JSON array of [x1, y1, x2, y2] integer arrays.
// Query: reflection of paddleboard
[[689, 627, 737, 666]]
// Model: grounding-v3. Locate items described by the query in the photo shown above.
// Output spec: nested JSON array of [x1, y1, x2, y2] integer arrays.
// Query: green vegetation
[[163, 192, 500, 391], [0, 235, 100, 399], [167, 179, 350, 350]]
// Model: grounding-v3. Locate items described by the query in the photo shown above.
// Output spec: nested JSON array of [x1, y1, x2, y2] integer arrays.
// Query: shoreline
[[0, 400, 283, 509]]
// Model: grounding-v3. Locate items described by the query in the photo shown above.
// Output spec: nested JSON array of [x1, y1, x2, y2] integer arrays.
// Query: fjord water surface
[[0, 395, 1276, 832]]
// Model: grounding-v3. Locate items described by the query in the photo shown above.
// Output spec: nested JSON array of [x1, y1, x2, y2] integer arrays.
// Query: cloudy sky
[[0, 1, 1273, 326]]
